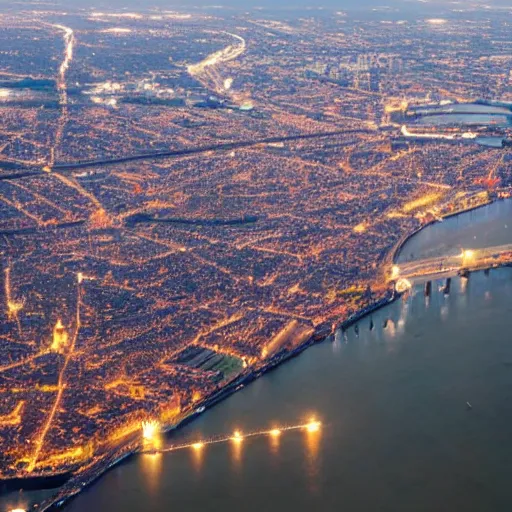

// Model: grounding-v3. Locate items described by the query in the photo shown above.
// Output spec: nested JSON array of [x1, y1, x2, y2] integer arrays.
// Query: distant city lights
[[102, 28, 132, 33], [2, 2, 512, 503], [426, 18, 448, 25]]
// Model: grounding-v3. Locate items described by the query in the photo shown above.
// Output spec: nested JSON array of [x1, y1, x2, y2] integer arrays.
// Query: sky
[[4, 0, 510, 9], [1, 0, 510, 12]]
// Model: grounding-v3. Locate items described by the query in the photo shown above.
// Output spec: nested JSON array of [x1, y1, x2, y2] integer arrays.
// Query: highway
[[49, 129, 371, 172], [0, 129, 371, 180]]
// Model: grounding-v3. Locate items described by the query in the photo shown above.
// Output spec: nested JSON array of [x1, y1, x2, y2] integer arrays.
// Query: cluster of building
[[0, 3, 511, 482]]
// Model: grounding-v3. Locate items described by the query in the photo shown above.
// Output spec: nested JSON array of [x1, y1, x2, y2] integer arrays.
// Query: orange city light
[[192, 442, 204, 450], [141, 419, 160, 441], [231, 430, 243, 442], [269, 428, 281, 437], [306, 420, 321, 433]]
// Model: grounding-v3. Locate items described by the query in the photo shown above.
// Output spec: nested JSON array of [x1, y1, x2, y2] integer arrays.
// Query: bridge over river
[[393, 243, 512, 284]]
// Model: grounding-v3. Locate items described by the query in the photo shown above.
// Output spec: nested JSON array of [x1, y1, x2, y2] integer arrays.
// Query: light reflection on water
[[268, 429, 280, 456], [191, 442, 204, 474], [230, 433, 243, 470], [140, 453, 162, 495], [303, 422, 322, 495]]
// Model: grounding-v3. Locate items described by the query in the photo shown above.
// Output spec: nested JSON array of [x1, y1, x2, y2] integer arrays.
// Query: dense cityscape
[[0, 1, 511, 508]]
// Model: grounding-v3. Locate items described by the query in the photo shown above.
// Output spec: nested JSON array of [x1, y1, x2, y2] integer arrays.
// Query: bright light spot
[[91, 12, 143, 19], [10, 508, 27, 512], [269, 428, 281, 437], [391, 265, 400, 280], [102, 28, 132, 33], [141, 420, 160, 440], [0, 89, 11, 98], [231, 430, 243, 442], [426, 18, 447, 25], [306, 420, 321, 433], [7, 300, 23, 315], [224, 78, 233, 90], [240, 101, 254, 111], [51, 319, 69, 353], [353, 223, 367, 233], [395, 278, 412, 294], [77, 272, 84, 284], [462, 249, 475, 260], [192, 442, 204, 450]]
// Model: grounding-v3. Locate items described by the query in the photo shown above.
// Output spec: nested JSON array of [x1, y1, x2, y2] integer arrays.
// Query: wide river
[[4, 200, 512, 512]]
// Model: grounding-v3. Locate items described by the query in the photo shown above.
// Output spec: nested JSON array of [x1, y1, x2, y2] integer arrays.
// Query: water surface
[[397, 199, 512, 262]]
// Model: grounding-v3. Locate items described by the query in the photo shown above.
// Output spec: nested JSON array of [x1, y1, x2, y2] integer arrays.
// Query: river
[[4, 200, 512, 512]]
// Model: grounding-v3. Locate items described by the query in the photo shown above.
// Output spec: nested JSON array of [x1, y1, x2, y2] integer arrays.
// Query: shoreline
[[15, 292, 398, 512], [392, 197, 496, 264], [6, 196, 506, 511]]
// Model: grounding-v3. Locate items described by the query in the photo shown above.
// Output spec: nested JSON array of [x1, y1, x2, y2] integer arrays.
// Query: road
[[49, 129, 371, 172]]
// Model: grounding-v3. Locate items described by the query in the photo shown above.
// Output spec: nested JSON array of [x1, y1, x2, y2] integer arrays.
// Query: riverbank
[[8, 196, 506, 511], [30, 290, 401, 512], [392, 196, 497, 264]]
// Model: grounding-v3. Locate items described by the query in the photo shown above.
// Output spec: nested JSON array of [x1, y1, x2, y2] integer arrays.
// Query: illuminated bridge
[[393, 243, 512, 283]]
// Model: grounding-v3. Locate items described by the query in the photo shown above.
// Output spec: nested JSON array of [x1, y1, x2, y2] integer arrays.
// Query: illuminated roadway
[[187, 31, 246, 99], [396, 243, 512, 281], [0, 130, 373, 179], [49, 129, 372, 172], [26, 276, 82, 473]]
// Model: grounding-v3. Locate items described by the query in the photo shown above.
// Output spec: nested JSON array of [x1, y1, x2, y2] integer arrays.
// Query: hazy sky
[[4, 0, 511, 9], [2, 0, 510, 12]]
